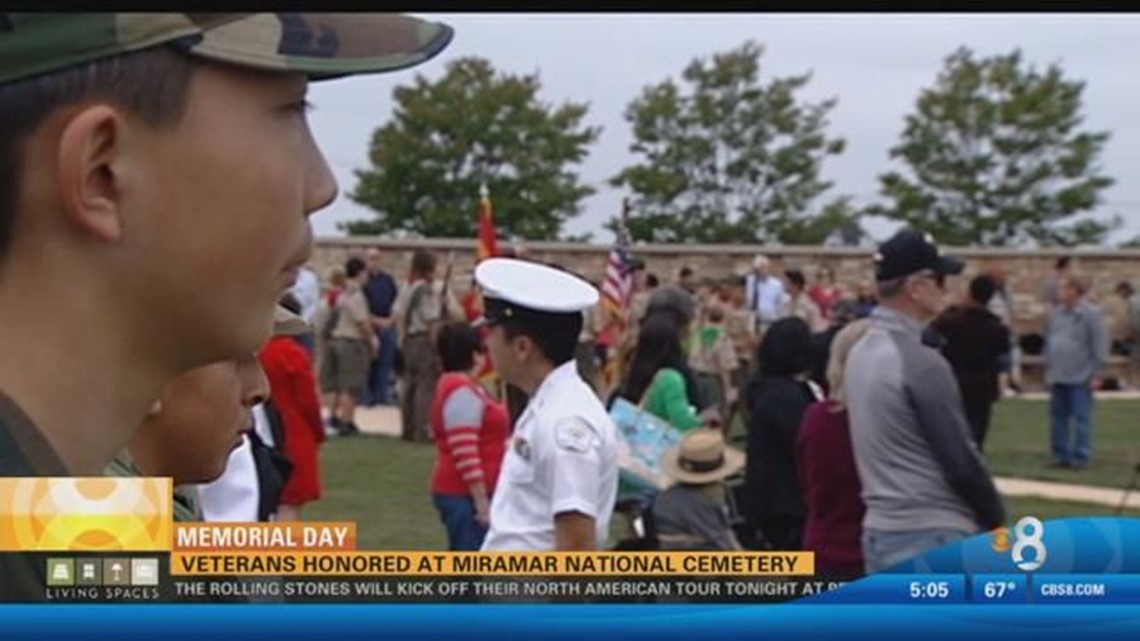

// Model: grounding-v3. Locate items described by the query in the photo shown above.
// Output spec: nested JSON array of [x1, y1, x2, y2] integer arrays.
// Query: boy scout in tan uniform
[[0, 13, 452, 601], [394, 250, 462, 442], [325, 259, 377, 434]]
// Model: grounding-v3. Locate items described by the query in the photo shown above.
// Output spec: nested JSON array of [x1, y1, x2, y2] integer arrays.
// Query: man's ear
[[512, 333, 533, 362], [56, 105, 130, 243]]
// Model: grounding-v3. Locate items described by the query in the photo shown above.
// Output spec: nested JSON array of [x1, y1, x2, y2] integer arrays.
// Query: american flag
[[601, 198, 635, 316]]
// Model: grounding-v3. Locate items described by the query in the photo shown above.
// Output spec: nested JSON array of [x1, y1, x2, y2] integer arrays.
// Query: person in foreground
[[106, 309, 312, 521], [0, 12, 453, 601], [473, 258, 619, 552], [845, 229, 1006, 574], [0, 11, 451, 475]]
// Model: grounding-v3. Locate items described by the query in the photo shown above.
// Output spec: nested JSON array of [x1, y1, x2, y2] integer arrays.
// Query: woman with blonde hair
[[795, 319, 869, 577]]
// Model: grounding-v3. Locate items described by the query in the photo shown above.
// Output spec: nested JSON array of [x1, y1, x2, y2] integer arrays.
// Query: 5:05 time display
[[909, 581, 952, 599]]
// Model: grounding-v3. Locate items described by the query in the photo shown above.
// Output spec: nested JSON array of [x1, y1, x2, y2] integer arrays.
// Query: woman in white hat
[[652, 428, 745, 551]]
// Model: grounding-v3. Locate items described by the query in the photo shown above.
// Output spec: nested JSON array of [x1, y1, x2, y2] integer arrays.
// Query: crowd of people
[[276, 226, 1121, 580]]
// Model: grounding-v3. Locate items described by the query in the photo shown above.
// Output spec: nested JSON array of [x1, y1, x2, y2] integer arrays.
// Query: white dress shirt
[[194, 404, 272, 522], [481, 362, 619, 551], [745, 273, 787, 323], [291, 267, 322, 325]]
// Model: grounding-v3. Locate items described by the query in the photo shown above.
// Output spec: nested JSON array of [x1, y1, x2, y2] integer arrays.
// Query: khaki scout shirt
[[331, 284, 371, 342], [725, 307, 756, 364], [394, 280, 462, 339], [783, 293, 825, 333], [689, 324, 739, 375]]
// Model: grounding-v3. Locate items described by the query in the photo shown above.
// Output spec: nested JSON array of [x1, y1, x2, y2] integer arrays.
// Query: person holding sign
[[472, 258, 619, 552]]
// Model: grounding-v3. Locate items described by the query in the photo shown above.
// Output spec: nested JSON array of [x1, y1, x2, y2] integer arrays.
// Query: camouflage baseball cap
[[0, 13, 454, 85]]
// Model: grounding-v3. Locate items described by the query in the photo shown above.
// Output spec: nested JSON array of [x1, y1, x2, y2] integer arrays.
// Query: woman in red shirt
[[796, 319, 869, 577], [430, 322, 510, 550], [259, 299, 326, 521], [808, 266, 843, 322]]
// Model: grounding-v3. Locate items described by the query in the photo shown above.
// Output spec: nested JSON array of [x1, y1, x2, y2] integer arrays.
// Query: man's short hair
[[646, 273, 660, 288], [969, 275, 997, 306], [679, 266, 694, 279], [345, 257, 367, 280], [876, 276, 908, 299], [0, 46, 198, 262], [410, 249, 437, 279], [1056, 256, 1072, 271], [785, 269, 806, 290], [500, 314, 580, 367]]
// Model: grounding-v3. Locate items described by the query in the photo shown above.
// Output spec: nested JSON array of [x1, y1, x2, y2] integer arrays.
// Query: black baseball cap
[[874, 229, 964, 281]]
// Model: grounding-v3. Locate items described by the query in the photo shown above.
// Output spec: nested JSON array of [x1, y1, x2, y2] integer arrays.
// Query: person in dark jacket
[[930, 275, 1012, 452], [741, 316, 821, 551], [809, 299, 860, 396]]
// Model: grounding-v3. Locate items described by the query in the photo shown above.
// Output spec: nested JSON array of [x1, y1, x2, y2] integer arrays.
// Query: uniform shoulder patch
[[554, 418, 597, 454]]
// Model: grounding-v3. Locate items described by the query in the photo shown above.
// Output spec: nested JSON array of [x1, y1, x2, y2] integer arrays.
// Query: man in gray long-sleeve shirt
[[845, 229, 1006, 574], [1045, 275, 1108, 469]]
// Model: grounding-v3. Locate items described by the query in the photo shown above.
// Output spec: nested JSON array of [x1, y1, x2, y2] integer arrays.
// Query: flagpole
[[601, 197, 634, 398], [475, 182, 505, 402]]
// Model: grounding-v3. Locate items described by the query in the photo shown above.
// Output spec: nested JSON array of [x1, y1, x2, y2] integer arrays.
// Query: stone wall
[[312, 236, 1140, 338]]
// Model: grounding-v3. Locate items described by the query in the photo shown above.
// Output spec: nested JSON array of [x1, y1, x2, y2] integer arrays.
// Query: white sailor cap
[[473, 258, 598, 327]]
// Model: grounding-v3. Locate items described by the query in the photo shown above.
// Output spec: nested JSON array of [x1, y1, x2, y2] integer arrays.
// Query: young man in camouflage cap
[[0, 13, 452, 477], [0, 13, 452, 600]]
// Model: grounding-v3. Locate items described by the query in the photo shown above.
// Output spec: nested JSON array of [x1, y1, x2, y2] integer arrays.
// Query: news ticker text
[[17, 550, 1140, 605]]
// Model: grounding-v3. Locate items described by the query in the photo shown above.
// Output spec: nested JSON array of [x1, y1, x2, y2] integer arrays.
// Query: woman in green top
[[618, 315, 703, 431]]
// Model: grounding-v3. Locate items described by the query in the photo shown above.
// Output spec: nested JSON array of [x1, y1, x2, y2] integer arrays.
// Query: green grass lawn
[[306, 432, 1139, 551], [986, 398, 1140, 489]]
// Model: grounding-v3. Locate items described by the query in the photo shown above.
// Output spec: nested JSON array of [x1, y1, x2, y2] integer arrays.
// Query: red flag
[[476, 187, 498, 263], [474, 185, 498, 388]]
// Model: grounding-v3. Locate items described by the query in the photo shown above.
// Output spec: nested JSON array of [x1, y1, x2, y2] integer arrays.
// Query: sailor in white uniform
[[473, 258, 619, 551]]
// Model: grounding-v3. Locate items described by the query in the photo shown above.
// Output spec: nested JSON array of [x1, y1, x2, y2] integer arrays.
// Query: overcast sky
[[305, 13, 1140, 245]]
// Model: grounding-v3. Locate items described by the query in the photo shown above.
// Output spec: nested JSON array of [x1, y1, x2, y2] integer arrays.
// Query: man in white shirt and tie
[[744, 254, 787, 338]]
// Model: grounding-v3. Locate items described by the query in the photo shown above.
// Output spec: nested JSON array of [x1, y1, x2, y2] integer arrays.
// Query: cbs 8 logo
[[1011, 516, 1047, 571]]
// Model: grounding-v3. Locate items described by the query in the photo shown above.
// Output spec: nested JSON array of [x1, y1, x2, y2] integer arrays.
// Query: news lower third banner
[[8, 478, 1140, 609]]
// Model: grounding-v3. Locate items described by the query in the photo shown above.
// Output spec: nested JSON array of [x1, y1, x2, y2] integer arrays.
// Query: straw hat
[[662, 428, 745, 484]]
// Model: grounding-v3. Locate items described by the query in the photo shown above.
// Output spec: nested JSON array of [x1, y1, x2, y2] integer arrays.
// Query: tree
[[869, 47, 1117, 247], [780, 196, 867, 246], [347, 57, 600, 240], [609, 41, 847, 244]]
